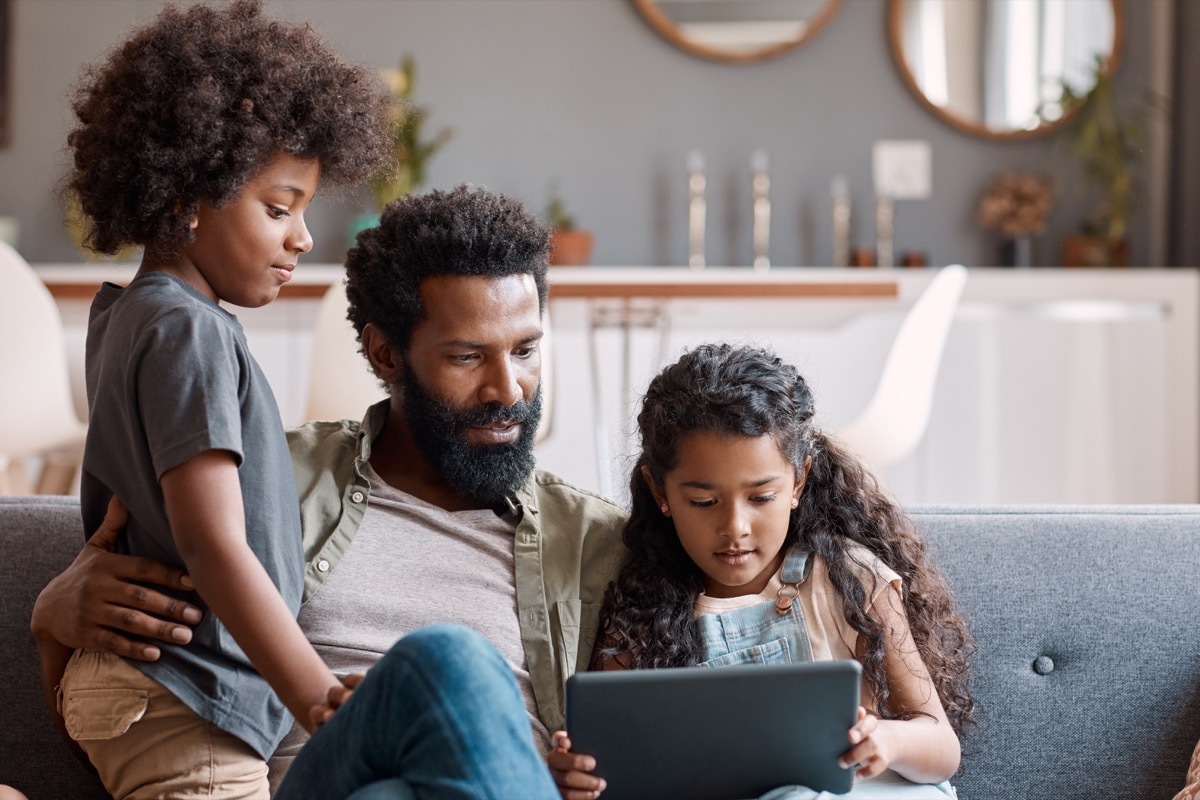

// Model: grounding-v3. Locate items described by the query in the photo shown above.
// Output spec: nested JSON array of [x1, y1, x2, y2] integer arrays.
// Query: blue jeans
[[274, 624, 559, 800]]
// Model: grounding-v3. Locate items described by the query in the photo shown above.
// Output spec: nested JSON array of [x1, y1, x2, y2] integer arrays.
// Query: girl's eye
[[687, 498, 716, 508], [751, 494, 777, 504]]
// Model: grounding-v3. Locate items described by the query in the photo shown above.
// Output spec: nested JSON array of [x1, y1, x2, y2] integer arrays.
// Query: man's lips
[[466, 421, 521, 445]]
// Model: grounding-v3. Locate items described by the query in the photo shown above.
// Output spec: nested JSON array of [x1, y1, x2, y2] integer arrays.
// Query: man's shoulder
[[527, 468, 628, 528], [287, 418, 360, 467]]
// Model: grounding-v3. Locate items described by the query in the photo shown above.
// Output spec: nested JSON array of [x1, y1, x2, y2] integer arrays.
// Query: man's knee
[[384, 624, 498, 677]]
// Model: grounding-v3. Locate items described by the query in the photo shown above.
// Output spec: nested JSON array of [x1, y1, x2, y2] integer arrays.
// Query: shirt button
[[316, 559, 330, 573], [351, 491, 365, 503]]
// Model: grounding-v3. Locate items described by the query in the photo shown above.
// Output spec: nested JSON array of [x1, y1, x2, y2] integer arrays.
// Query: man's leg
[[275, 624, 559, 800]]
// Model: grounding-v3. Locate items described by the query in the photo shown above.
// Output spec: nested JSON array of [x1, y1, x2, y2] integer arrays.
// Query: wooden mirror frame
[[887, 0, 1125, 141], [633, 0, 844, 64]]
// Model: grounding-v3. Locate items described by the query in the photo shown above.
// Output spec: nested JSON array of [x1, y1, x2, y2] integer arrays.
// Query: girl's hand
[[838, 707, 896, 780], [309, 673, 365, 730], [547, 731, 606, 800]]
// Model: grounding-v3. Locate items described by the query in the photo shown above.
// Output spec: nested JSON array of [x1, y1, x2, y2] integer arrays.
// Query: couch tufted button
[[1032, 655, 1055, 675]]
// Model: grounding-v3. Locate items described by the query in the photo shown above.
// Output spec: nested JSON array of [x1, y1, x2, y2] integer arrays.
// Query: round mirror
[[633, 0, 844, 63], [888, 0, 1124, 139]]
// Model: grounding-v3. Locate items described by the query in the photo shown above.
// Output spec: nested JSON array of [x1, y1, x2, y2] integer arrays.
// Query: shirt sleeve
[[134, 306, 246, 479]]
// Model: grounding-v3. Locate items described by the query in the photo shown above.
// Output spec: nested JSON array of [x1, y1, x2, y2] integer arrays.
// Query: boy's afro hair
[[66, 0, 394, 255]]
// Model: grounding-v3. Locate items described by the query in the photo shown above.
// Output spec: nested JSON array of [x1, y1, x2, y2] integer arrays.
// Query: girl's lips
[[714, 549, 754, 565]]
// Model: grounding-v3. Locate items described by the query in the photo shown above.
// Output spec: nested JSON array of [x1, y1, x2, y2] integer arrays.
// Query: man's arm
[[30, 496, 201, 756], [161, 449, 340, 732]]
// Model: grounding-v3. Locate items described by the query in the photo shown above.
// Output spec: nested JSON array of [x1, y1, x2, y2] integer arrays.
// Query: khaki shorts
[[59, 650, 269, 800]]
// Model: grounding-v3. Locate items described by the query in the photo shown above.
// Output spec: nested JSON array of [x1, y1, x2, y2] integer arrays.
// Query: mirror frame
[[633, 0, 844, 64], [886, 0, 1126, 140]]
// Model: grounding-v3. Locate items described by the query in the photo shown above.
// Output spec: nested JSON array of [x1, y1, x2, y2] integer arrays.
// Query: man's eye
[[514, 346, 537, 359], [451, 354, 477, 363]]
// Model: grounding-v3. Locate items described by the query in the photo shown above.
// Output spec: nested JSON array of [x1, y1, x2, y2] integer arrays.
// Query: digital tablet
[[566, 660, 861, 800]]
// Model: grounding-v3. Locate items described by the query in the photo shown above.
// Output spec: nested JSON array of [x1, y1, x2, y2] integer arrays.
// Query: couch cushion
[[0, 496, 107, 799], [913, 504, 1200, 800]]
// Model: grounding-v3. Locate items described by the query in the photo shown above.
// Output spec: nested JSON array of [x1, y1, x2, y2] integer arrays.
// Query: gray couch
[[3, 496, 1200, 799]]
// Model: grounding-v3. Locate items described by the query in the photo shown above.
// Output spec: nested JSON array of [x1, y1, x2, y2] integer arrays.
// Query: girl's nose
[[718, 504, 752, 541]]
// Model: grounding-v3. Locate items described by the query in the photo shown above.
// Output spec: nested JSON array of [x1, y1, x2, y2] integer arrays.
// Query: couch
[[3, 496, 1200, 799]]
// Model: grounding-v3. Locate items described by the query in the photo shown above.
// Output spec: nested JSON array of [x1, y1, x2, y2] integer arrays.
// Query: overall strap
[[775, 545, 811, 615]]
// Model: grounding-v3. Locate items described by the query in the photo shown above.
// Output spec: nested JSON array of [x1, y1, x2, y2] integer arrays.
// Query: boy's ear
[[641, 465, 668, 508], [791, 455, 813, 509], [361, 323, 403, 385]]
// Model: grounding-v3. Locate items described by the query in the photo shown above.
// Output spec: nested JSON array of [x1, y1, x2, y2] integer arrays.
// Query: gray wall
[[0, 0, 1174, 267]]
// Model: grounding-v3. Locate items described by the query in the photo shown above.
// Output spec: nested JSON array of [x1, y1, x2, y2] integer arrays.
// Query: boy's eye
[[267, 206, 288, 219]]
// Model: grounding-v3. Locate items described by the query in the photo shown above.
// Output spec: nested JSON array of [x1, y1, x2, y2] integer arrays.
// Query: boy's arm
[[161, 449, 340, 733]]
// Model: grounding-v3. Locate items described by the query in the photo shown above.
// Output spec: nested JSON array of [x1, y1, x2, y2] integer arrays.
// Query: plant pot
[[550, 229, 593, 267], [1061, 234, 1129, 267]]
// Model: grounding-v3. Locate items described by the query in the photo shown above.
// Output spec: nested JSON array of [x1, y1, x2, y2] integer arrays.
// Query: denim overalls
[[694, 545, 958, 800]]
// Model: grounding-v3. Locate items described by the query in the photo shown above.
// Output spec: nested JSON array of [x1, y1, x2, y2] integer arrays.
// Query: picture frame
[[0, 0, 9, 147]]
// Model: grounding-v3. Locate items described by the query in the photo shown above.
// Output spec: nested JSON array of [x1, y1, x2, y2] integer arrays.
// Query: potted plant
[[350, 55, 452, 244], [546, 185, 593, 267], [1058, 57, 1144, 267], [976, 171, 1053, 267]]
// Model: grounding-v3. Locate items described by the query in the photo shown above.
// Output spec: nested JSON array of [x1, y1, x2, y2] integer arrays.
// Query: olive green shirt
[[285, 401, 627, 732]]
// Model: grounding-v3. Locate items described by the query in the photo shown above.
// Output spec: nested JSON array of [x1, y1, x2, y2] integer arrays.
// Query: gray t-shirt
[[81, 271, 302, 759]]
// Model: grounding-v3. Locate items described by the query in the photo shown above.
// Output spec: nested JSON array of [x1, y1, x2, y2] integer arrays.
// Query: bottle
[[831, 175, 851, 268]]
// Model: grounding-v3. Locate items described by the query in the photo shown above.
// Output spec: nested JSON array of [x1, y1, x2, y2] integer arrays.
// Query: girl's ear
[[361, 323, 403, 386], [641, 465, 669, 511], [791, 455, 813, 509]]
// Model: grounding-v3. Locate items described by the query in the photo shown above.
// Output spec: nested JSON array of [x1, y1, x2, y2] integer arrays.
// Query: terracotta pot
[[550, 229, 594, 266], [1061, 234, 1129, 267]]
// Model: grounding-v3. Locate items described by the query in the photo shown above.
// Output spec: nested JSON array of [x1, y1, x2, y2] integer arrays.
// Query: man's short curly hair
[[66, 0, 393, 255], [345, 185, 551, 355]]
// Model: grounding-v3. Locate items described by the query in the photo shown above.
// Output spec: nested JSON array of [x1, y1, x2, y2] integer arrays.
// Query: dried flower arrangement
[[976, 172, 1054, 238]]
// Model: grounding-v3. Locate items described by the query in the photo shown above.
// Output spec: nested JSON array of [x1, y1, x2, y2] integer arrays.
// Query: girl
[[41, 2, 392, 797], [551, 343, 974, 799]]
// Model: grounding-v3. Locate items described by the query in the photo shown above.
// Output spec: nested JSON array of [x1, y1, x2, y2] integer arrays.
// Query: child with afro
[[43, 2, 393, 796]]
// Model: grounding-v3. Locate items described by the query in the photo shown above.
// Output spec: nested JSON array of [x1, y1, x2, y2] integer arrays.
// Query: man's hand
[[309, 672, 364, 730], [30, 496, 202, 661], [548, 731, 606, 800]]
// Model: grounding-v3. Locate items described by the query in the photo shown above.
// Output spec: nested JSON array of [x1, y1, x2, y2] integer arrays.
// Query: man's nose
[[479, 357, 523, 408]]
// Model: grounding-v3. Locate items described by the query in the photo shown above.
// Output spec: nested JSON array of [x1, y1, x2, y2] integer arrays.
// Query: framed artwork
[[0, 0, 9, 147]]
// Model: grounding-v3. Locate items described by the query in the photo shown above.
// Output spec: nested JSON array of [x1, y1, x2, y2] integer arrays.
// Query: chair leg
[[35, 458, 78, 495], [0, 457, 33, 495]]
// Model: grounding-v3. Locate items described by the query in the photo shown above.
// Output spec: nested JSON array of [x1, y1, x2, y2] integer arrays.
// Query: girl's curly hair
[[596, 343, 975, 736], [66, 0, 393, 255]]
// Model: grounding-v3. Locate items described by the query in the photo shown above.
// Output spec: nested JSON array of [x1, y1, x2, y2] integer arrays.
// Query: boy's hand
[[548, 731, 606, 800], [838, 707, 895, 780], [30, 496, 202, 661], [309, 672, 364, 729]]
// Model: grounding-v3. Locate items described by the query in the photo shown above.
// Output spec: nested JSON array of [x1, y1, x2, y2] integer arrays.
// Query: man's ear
[[361, 323, 403, 385]]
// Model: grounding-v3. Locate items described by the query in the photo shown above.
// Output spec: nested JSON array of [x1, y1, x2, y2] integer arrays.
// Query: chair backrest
[[301, 281, 386, 424], [301, 281, 554, 443], [834, 264, 967, 472], [0, 240, 87, 457]]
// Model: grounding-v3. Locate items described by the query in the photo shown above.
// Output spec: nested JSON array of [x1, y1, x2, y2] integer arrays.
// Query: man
[[31, 186, 621, 797]]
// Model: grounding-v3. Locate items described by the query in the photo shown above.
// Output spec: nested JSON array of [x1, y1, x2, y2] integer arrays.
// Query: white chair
[[0, 240, 89, 494], [302, 281, 554, 444], [834, 264, 967, 473]]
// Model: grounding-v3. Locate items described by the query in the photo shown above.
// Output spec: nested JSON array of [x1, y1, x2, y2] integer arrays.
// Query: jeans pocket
[[62, 686, 149, 741], [700, 637, 792, 668]]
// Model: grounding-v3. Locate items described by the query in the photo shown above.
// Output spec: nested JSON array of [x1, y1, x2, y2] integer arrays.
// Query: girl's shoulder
[[813, 542, 901, 601]]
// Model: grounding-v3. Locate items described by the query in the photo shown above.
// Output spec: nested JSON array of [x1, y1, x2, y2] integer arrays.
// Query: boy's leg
[[275, 624, 559, 800], [60, 649, 269, 800]]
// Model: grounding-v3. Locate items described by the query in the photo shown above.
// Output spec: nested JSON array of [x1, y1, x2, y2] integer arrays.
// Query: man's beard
[[400, 364, 541, 505]]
